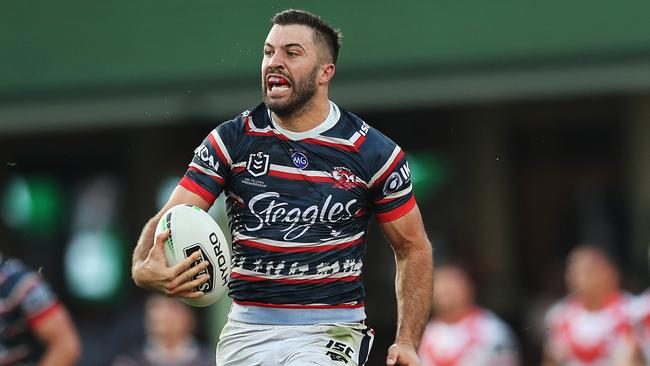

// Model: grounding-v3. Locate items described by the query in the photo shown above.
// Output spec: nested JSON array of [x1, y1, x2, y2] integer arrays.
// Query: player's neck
[[580, 290, 619, 311], [272, 95, 330, 133], [150, 337, 193, 359]]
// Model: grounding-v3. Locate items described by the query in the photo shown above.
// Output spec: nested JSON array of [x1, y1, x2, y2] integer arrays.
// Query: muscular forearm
[[132, 213, 162, 275], [39, 340, 80, 366], [394, 239, 433, 348]]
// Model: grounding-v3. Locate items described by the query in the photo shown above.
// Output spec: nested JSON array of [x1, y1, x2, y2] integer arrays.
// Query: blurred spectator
[[418, 264, 520, 366], [111, 294, 212, 366], [0, 252, 81, 365], [629, 245, 650, 365], [542, 245, 641, 366], [631, 288, 650, 365]]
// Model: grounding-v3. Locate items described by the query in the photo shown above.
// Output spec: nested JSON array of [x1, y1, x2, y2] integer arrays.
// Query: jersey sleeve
[[368, 143, 416, 223], [14, 271, 60, 328], [630, 291, 650, 325], [179, 120, 239, 206]]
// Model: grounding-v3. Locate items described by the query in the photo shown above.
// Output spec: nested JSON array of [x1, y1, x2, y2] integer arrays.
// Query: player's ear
[[319, 63, 335, 84]]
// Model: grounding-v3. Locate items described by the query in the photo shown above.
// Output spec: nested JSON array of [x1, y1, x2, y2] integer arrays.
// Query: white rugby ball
[[155, 204, 231, 307]]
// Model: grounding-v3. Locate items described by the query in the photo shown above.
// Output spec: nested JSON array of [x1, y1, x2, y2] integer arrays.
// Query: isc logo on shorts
[[325, 340, 354, 363]]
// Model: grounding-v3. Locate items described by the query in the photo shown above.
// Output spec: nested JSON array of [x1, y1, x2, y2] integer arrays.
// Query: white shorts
[[216, 319, 374, 366]]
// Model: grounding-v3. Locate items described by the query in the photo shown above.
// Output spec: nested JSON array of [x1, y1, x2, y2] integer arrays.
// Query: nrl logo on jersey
[[332, 167, 362, 191], [247, 152, 270, 177]]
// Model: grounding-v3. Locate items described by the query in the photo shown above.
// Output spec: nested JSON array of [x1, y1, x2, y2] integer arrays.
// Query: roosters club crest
[[247, 152, 270, 177], [332, 167, 361, 191]]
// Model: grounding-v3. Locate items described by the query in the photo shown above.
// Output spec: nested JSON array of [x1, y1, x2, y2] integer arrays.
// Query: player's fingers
[[171, 251, 203, 276], [170, 274, 209, 296], [154, 229, 170, 245], [151, 229, 170, 256], [168, 260, 209, 289], [178, 290, 205, 298], [386, 345, 399, 366]]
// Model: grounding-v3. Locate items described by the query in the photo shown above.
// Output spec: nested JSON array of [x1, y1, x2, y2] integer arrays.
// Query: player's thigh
[[216, 320, 277, 366], [284, 323, 374, 366]]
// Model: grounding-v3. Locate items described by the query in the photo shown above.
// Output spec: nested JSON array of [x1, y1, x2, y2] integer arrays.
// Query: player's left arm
[[380, 204, 433, 366]]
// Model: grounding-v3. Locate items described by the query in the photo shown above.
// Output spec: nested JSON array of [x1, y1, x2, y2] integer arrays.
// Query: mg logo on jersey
[[291, 152, 309, 169], [247, 152, 270, 177]]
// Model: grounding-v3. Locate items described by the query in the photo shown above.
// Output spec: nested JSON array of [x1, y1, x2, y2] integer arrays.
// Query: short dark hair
[[271, 9, 342, 64]]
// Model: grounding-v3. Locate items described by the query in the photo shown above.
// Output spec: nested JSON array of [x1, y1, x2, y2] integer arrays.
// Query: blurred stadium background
[[2, 1, 650, 364]]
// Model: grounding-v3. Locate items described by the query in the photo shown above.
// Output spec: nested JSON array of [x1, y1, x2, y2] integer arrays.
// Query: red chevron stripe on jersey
[[206, 132, 231, 168], [234, 233, 365, 253], [188, 163, 225, 185], [370, 146, 405, 187]]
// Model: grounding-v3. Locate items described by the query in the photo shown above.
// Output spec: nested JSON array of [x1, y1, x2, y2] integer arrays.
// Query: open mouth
[[267, 74, 292, 93]]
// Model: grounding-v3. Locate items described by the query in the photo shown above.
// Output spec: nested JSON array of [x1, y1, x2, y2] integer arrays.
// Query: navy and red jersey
[[0, 255, 61, 364], [180, 101, 415, 323]]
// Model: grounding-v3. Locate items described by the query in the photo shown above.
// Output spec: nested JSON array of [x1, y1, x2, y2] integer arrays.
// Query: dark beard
[[263, 66, 318, 118]]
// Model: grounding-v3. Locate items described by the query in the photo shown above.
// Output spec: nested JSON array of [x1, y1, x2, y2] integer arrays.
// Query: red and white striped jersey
[[418, 307, 520, 366], [181, 101, 415, 324], [630, 289, 650, 363], [544, 293, 635, 366]]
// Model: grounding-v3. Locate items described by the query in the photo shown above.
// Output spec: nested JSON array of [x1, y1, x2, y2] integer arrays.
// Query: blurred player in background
[[542, 245, 641, 366], [418, 264, 520, 366], [132, 8, 433, 366], [0, 252, 81, 365], [628, 246, 650, 365], [111, 294, 212, 366]]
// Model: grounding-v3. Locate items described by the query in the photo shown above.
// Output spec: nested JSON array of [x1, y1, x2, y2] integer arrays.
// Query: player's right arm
[[132, 118, 240, 296], [131, 185, 212, 298]]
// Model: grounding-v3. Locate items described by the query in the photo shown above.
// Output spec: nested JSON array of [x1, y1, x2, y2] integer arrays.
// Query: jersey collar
[[267, 101, 340, 141]]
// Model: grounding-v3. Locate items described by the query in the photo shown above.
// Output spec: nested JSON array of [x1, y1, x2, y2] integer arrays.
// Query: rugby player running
[[132, 9, 433, 366]]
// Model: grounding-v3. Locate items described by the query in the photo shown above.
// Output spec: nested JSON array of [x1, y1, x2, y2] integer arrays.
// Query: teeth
[[271, 85, 290, 92]]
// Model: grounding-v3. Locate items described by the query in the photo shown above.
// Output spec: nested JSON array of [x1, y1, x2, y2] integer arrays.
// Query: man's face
[[145, 297, 194, 346], [432, 267, 473, 315], [566, 249, 613, 298], [262, 24, 322, 117]]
